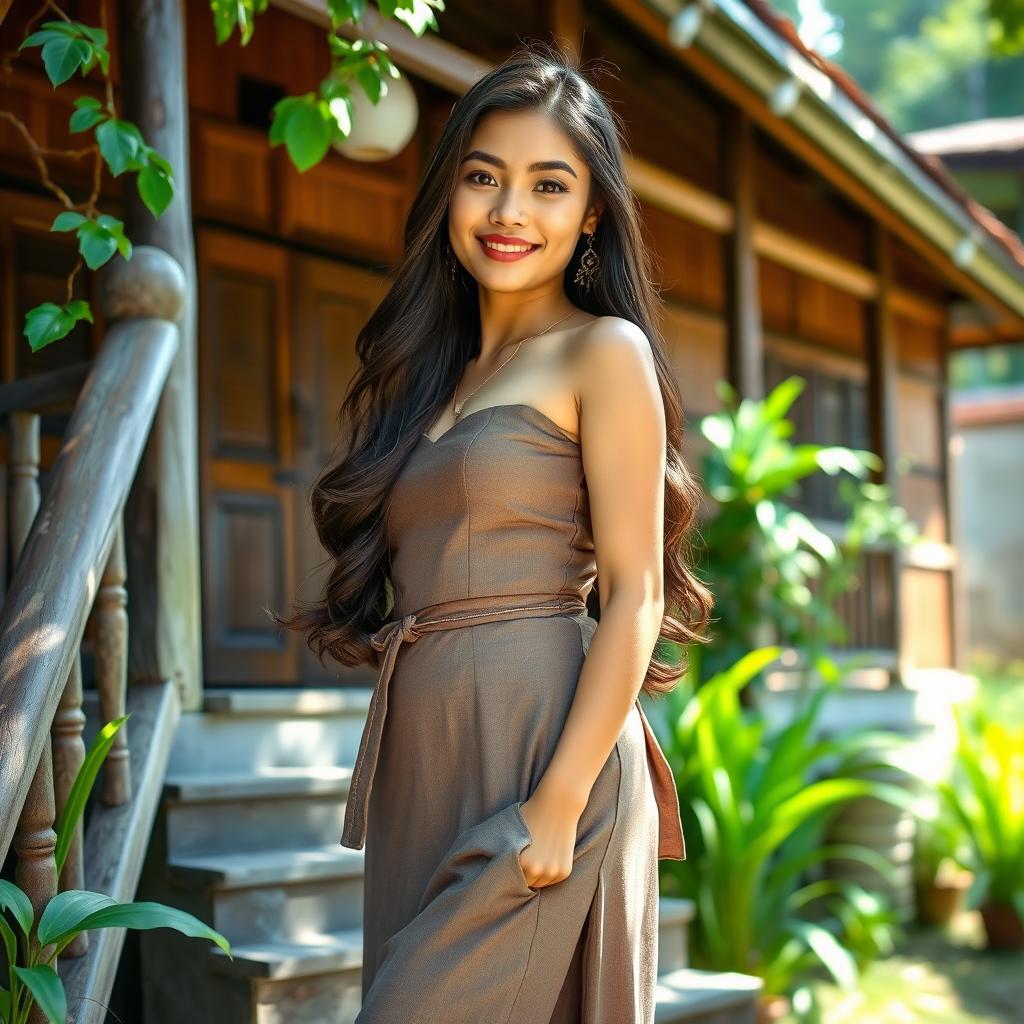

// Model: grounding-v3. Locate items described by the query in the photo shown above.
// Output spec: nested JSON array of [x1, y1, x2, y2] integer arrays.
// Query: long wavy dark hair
[[272, 40, 713, 697]]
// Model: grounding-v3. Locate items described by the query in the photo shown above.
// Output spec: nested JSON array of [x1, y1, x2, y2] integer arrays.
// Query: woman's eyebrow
[[460, 149, 578, 179]]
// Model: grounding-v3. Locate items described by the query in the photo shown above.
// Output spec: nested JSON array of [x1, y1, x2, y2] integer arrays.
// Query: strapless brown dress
[[341, 403, 685, 1024]]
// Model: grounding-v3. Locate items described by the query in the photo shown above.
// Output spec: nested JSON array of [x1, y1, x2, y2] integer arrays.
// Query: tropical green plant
[[695, 375, 918, 686], [938, 704, 1024, 924], [655, 646, 913, 1001], [0, 715, 230, 1024], [913, 790, 972, 888]]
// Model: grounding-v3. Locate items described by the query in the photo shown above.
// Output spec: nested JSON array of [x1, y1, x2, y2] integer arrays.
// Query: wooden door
[[290, 253, 387, 684], [198, 227, 387, 685]]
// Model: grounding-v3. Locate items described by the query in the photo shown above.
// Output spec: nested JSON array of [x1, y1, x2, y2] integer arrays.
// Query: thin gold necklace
[[451, 308, 578, 420]]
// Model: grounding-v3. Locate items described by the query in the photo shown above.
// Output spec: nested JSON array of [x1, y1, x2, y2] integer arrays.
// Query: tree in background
[[771, 0, 1024, 129]]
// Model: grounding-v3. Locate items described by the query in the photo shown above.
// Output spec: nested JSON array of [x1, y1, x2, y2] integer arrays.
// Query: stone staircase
[[137, 689, 761, 1023]]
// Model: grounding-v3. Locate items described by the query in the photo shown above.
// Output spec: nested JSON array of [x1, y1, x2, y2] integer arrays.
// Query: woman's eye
[[464, 171, 567, 194]]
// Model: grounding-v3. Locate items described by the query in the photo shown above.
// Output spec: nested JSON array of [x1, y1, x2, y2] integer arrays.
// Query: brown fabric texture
[[345, 403, 685, 1023]]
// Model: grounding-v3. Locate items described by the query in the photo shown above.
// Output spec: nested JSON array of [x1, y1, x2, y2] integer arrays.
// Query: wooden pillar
[[118, 0, 202, 710], [867, 225, 904, 685], [724, 109, 764, 401], [941, 310, 966, 672], [544, 0, 584, 62]]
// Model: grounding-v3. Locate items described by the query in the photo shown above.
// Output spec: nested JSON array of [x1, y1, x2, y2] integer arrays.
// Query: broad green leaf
[[12, 966, 65, 1024], [54, 715, 129, 875], [37, 891, 117, 947], [789, 919, 857, 990], [0, 881, 34, 937], [45, 901, 232, 958]]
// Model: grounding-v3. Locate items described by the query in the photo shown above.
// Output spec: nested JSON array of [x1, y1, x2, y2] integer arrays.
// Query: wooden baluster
[[9, 410, 39, 559], [52, 653, 89, 958], [9, 410, 60, 1012], [95, 518, 131, 805]]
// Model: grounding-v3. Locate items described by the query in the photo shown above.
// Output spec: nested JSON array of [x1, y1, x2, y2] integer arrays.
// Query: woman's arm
[[519, 316, 666, 888]]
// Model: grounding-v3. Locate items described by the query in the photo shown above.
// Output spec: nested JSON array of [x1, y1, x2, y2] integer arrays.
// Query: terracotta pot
[[756, 993, 791, 1024], [915, 871, 973, 927], [980, 901, 1024, 950]]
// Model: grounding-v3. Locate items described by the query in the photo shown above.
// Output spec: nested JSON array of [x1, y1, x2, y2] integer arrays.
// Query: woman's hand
[[517, 786, 587, 890]]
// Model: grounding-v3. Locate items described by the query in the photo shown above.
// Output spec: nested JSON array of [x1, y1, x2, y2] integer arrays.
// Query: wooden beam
[[629, 153, 733, 233], [724, 109, 763, 400], [753, 222, 875, 301]]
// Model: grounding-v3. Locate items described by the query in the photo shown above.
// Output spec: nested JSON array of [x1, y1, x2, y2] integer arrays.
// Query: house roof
[[742, 0, 1024, 270], [952, 384, 1024, 426], [905, 116, 1024, 157]]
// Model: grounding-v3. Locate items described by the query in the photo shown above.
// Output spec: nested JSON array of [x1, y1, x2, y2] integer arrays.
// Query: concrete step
[[207, 934, 757, 1024], [163, 765, 353, 857], [171, 840, 694, 967], [208, 902, 697, 984], [168, 843, 366, 945], [655, 968, 763, 1024], [167, 687, 373, 776]]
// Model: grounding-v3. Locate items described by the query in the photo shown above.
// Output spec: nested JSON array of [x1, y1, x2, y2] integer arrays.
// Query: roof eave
[[645, 0, 1024, 320]]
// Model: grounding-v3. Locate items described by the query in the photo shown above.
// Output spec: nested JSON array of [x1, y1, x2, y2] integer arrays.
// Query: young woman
[[275, 40, 713, 1024]]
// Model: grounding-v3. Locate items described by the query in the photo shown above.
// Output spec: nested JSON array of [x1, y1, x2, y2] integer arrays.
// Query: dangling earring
[[447, 242, 459, 283], [574, 232, 599, 291]]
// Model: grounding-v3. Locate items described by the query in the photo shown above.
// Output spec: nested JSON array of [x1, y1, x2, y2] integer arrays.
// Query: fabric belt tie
[[340, 592, 686, 861]]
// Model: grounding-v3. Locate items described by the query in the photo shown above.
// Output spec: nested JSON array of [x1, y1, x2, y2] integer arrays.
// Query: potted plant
[[655, 646, 911, 1016], [938, 705, 1024, 949], [0, 715, 231, 1024], [913, 795, 974, 927]]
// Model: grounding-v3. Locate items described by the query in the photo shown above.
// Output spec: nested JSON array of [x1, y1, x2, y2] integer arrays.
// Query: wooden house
[[2, 0, 1024, 1020]]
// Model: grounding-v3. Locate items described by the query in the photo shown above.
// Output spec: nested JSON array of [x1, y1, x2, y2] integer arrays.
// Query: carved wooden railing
[[0, 246, 185, 1023]]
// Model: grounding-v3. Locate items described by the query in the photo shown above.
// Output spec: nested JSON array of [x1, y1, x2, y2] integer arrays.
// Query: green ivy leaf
[[24, 300, 93, 352], [96, 118, 143, 176], [70, 96, 106, 132], [392, 0, 444, 36], [50, 211, 87, 232], [78, 221, 118, 269], [355, 64, 383, 103], [19, 21, 110, 86], [327, 0, 367, 24], [270, 95, 332, 172], [137, 163, 174, 218]]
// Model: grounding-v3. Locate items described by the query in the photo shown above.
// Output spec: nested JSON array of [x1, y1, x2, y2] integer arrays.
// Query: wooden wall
[[0, 0, 965, 679]]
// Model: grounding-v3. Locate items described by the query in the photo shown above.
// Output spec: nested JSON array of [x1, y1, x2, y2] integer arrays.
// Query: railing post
[[52, 653, 89, 958], [94, 519, 131, 806], [9, 410, 61, 1010]]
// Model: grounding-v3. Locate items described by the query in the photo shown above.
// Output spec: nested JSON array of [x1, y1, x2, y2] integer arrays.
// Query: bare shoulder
[[567, 314, 658, 389]]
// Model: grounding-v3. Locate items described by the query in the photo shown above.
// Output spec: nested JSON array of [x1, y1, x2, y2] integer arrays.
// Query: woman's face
[[448, 108, 602, 294]]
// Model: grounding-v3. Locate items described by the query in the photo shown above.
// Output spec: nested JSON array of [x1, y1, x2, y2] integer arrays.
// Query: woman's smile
[[477, 235, 542, 261]]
